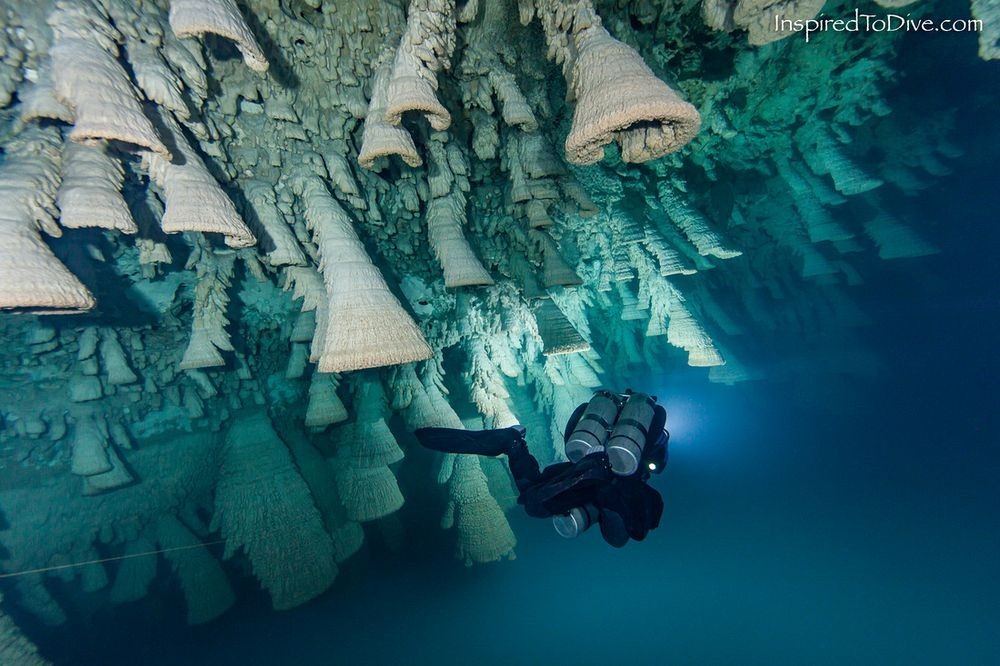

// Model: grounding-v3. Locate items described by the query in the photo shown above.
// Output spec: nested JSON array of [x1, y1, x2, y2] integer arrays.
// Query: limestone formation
[[295, 174, 432, 373], [0, 593, 48, 665], [0, 128, 96, 313], [731, 0, 826, 46], [49, 1, 170, 156], [971, 0, 999, 61], [212, 411, 337, 610], [168, 0, 269, 72]]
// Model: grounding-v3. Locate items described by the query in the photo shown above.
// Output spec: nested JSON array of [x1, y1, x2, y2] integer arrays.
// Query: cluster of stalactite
[[0, 0, 974, 649]]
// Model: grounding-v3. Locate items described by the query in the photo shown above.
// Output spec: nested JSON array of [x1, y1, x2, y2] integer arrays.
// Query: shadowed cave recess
[[0, 0, 996, 663]]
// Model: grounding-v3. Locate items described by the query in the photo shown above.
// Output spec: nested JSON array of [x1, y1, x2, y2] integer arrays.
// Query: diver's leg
[[414, 426, 526, 457], [415, 426, 544, 494]]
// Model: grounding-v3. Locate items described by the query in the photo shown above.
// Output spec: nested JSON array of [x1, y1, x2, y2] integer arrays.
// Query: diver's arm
[[632, 485, 664, 539], [592, 475, 664, 545], [598, 509, 630, 548], [648, 405, 667, 447], [594, 482, 631, 547]]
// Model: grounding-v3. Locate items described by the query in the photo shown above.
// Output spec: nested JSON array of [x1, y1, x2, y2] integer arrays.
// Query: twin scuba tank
[[565, 390, 660, 476]]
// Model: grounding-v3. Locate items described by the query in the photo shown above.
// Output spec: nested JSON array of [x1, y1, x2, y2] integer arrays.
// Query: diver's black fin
[[414, 427, 523, 457]]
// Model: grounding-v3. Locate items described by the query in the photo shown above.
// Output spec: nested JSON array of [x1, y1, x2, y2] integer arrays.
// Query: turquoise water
[[1, 0, 999, 663]]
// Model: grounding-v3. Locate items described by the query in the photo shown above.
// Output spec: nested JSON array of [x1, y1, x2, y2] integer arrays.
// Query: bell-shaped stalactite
[[168, 0, 269, 72], [534, 299, 591, 356], [359, 48, 424, 169], [333, 375, 406, 523], [534, 0, 701, 164], [0, 127, 95, 314], [294, 174, 433, 372], [212, 410, 338, 610]]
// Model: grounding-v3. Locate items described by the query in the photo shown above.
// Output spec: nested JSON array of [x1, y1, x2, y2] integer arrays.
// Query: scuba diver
[[415, 390, 668, 548]]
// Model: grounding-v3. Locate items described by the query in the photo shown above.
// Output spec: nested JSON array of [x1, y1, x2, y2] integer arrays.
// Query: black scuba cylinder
[[606, 392, 657, 476], [564, 390, 622, 462]]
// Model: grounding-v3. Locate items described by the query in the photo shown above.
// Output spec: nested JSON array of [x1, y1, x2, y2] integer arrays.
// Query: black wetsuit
[[415, 404, 667, 547]]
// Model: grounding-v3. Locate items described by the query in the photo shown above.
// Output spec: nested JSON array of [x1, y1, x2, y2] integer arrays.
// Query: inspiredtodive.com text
[[777, 9, 984, 42]]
